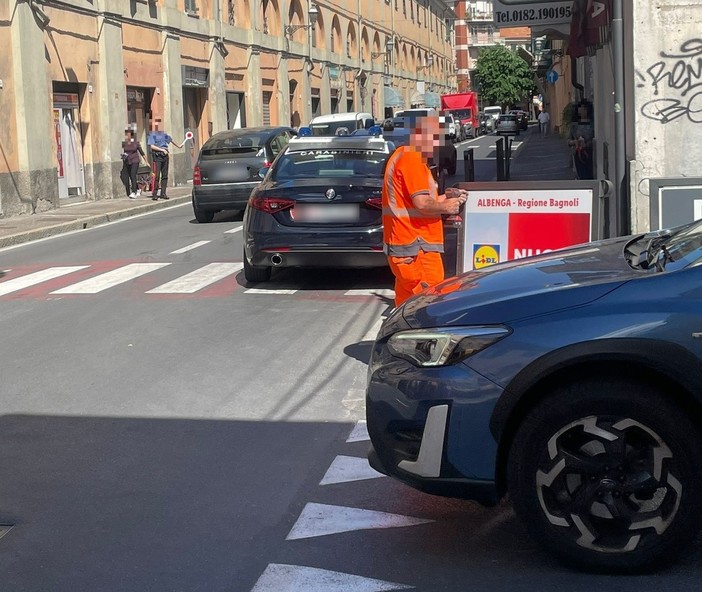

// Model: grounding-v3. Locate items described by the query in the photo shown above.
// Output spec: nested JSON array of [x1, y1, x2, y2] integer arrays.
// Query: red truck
[[441, 92, 480, 140]]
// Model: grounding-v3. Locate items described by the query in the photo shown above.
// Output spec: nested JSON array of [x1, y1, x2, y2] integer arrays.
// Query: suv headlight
[[387, 326, 511, 367]]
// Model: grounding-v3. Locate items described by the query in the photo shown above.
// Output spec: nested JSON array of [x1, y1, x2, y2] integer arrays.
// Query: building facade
[[0, 0, 457, 217], [452, 0, 531, 94]]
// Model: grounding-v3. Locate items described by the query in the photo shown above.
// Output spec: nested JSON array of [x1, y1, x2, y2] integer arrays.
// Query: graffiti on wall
[[637, 39, 702, 124]]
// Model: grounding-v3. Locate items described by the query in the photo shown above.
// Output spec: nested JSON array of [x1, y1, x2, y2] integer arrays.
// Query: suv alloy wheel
[[507, 377, 702, 572]]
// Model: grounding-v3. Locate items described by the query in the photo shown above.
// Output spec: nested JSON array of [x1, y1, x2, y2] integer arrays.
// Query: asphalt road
[[0, 164, 700, 591]]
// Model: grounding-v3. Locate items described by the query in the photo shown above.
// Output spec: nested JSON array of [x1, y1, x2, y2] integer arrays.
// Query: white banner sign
[[493, 0, 573, 28]]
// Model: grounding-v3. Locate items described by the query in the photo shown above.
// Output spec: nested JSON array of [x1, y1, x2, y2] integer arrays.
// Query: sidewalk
[[0, 186, 193, 249], [508, 126, 576, 181]]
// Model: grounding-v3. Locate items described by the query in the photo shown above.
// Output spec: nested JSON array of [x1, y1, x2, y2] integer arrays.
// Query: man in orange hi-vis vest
[[382, 113, 467, 306]]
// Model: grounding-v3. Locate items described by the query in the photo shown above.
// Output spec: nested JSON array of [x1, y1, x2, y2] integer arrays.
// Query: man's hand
[[443, 197, 464, 215]]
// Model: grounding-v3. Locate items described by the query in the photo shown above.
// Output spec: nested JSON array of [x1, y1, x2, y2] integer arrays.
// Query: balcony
[[469, 35, 503, 46]]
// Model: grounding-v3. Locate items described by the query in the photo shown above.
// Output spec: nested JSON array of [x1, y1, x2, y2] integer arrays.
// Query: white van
[[309, 112, 375, 136], [483, 105, 502, 122]]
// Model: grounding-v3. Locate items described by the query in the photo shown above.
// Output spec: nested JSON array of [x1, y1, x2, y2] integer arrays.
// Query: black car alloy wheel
[[508, 377, 702, 573]]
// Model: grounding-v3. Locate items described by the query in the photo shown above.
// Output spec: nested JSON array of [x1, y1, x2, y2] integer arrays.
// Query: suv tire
[[193, 205, 215, 224], [507, 377, 702, 573]]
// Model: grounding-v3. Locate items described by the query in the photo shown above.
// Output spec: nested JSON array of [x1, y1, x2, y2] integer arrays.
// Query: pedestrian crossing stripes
[[0, 266, 88, 296], [146, 262, 243, 294], [0, 262, 395, 300], [224, 226, 243, 234], [51, 263, 171, 294]]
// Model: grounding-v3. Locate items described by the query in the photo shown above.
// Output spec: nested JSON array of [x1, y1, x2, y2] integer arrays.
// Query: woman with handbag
[[121, 128, 146, 198]]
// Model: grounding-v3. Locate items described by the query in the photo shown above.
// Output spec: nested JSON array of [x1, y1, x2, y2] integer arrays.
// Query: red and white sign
[[460, 187, 595, 271]]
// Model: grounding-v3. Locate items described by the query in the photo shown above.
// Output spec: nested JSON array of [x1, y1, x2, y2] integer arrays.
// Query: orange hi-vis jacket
[[382, 145, 444, 257]]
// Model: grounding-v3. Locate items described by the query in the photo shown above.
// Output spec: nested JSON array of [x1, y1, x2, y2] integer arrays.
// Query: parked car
[[478, 112, 494, 134], [366, 220, 702, 572], [495, 113, 519, 136], [192, 126, 294, 223], [444, 113, 459, 142], [242, 132, 391, 283], [509, 109, 529, 130]]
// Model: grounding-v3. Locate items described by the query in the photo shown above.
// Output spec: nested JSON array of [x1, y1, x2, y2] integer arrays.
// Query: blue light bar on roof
[[297, 127, 313, 137], [368, 125, 383, 136]]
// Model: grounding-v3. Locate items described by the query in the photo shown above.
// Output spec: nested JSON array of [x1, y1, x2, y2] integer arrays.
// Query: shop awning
[[384, 86, 404, 108], [423, 92, 441, 109], [567, 0, 612, 58]]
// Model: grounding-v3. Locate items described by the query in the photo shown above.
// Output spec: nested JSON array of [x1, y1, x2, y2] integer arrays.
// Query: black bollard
[[496, 137, 505, 181], [463, 148, 475, 182]]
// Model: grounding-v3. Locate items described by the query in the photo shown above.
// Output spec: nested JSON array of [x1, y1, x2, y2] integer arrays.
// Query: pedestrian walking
[[537, 109, 550, 136], [121, 127, 146, 199], [568, 102, 595, 179], [382, 113, 467, 307], [147, 122, 183, 200]]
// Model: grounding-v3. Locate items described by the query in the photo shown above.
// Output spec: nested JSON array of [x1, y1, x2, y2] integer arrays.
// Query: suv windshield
[[271, 150, 388, 180], [448, 109, 471, 120]]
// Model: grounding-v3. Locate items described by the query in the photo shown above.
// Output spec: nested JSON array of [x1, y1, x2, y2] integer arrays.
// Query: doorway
[[226, 92, 246, 129], [52, 87, 86, 198], [182, 87, 207, 178]]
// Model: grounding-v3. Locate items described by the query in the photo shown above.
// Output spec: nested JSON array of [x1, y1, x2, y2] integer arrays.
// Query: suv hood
[[404, 237, 639, 327]]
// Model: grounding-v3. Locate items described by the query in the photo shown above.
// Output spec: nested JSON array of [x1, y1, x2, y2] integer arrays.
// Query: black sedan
[[242, 134, 392, 283], [192, 126, 294, 223]]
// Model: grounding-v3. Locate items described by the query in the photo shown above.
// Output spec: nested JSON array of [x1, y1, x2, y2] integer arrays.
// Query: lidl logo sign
[[473, 244, 500, 269]]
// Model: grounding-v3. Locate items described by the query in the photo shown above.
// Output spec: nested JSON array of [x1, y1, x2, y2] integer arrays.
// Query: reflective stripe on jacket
[[382, 145, 444, 257]]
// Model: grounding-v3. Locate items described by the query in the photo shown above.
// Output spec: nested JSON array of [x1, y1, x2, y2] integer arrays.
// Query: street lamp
[[372, 38, 395, 61], [418, 54, 434, 71], [284, 4, 319, 37]]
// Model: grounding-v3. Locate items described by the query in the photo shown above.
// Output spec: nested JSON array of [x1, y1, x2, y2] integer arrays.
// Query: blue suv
[[366, 220, 702, 572]]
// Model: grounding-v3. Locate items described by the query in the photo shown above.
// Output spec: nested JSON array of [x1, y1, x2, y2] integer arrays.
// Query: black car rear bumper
[[251, 247, 387, 269], [193, 183, 257, 210]]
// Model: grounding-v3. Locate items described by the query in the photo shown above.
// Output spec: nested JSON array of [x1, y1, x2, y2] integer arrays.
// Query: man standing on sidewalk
[[538, 109, 551, 137], [382, 113, 467, 307], [147, 122, 183, 200]]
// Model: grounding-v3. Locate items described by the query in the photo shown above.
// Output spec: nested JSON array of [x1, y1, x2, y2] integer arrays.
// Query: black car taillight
[[366, 197, 383, 210], [249, 196, 295, 214], [193, 166, 202, 186]]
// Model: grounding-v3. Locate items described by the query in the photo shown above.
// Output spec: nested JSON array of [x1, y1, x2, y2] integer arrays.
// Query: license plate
[[292, 204, 359, 222]]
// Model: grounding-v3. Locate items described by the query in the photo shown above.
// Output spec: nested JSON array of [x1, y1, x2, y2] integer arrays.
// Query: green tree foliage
[[474, 45, 534, 108]]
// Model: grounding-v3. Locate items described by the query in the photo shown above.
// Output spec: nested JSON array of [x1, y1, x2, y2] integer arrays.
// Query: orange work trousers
[[388, 251, 445, 307]]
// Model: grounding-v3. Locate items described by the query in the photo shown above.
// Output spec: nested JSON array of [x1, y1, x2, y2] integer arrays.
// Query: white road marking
[[146, 262, 243, 294], [320, 455, 385, 486], [345, 289, 395, 297], [361, 318, 384, 342], [286, 503, 433, 540], [170, 240, 211, 254], [51, 263, 170, 294], [0, 266, 89, 296], [250, 564, 412, 592], [244, 288, 298, 294], [224, 226, 243, 234], [347, 420, 370, 443]]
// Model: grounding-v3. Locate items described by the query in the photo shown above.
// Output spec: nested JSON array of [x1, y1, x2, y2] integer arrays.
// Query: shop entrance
[[52, 87, 86, 198]]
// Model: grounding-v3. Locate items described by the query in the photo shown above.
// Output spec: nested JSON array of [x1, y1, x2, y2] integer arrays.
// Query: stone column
[[277, 57, 291, 127], [8, 0, 55, 214], [247, 50, 263, 127], [94, 15, 128, 200], [209, 44, 228, 135], [161, 32, 186, 185]]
